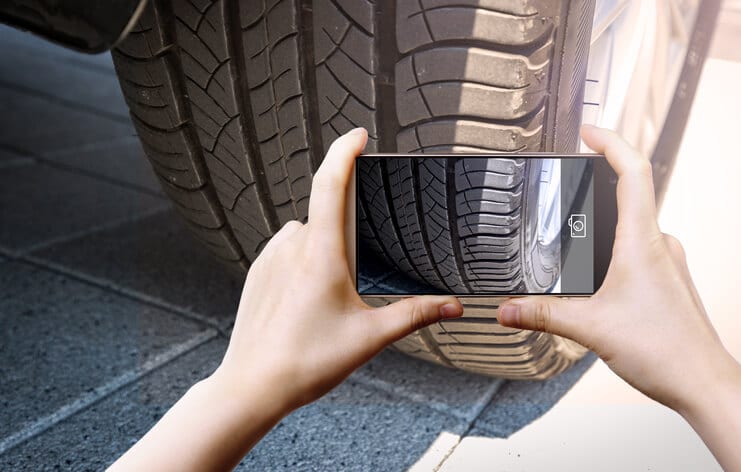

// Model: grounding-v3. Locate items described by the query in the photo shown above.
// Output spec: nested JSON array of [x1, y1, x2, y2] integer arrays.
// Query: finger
[[307, 128, 368, 240], [262, 220, 304, 253], [498, 296, 591, 344], [363, 295, 463, 346], [580, 125, 659, 236]]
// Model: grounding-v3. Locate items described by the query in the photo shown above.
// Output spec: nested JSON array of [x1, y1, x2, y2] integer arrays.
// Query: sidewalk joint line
[[348, 370, 504, 424], [0, 246, 21, 260], [0, 142, 164, 199], [0, 79, 133, 124], [35, 159, 165, 198], [35, 156, 165, 196], [432, 380, 507, 471], [20, 255, 231, 337], [20, 205, 171, 256]]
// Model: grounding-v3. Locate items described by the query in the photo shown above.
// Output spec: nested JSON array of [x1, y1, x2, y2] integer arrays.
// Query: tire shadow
[[470, 352, 598, 437]]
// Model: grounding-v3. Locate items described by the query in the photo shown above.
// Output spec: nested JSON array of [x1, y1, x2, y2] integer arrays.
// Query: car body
[[0, 0, 147, 53]]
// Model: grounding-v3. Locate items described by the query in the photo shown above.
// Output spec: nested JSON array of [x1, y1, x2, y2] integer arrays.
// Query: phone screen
[[356, 154, 616, 296]]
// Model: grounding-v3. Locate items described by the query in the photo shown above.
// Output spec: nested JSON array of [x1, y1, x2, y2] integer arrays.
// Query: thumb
[[498, 297, 588, 342], [366, 295, 463, 345]]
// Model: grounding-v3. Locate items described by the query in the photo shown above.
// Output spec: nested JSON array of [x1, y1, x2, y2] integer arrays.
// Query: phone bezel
[[348, 153, 617, 299]]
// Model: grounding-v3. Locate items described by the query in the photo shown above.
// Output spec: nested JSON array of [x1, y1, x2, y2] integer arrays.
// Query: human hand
[[497, 125, 739, 413], [214, 127, 462, 412]]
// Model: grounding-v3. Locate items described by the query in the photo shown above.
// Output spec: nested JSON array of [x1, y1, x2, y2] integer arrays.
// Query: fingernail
[[348, 127, 366, 135], [499, 304, 520, 326], [439, 303, 462, 318]]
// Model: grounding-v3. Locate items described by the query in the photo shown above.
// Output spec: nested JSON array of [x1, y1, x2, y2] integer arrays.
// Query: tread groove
[[298, 0, 325, 170], [227, 0, 281, 233]]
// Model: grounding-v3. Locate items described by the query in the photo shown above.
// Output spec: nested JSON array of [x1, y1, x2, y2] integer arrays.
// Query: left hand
[[215, 127, 463, 411]]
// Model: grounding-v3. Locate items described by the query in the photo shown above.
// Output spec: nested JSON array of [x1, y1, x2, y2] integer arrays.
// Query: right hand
[[497, 125, 738, 412]]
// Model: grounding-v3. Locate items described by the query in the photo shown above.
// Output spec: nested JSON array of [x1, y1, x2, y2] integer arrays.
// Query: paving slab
[[34, 211, 244, 324], [0, 260, 210, 441], [41, 138, 162, 194], [0, 164, 164, 251], [0, 338, 225, 471], [0, 46, 128, 121], [0, 87, 135, 155]]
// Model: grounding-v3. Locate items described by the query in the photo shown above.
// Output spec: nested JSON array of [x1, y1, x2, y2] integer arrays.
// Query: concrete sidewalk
[[0, 4, 738, 470]]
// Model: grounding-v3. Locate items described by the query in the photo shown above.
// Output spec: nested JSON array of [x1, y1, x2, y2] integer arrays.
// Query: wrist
[[674, 351, 741, 471], [677, 349, 741, 422], [205, 362, 295, 420]]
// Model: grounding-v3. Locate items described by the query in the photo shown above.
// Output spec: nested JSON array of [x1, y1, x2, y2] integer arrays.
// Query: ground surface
[[0, 3, 739, 470]]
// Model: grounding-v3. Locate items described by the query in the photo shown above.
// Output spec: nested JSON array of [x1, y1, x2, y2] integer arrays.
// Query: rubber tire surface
[[111, 0, 712, 379]]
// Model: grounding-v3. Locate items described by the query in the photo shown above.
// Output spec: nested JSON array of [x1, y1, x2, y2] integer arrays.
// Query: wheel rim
[[581, 0, 700, 157], [535, 158, 561, 247]]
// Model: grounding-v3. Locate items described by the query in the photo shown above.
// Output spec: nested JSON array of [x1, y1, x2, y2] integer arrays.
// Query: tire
[[112, 0, 714, 379]]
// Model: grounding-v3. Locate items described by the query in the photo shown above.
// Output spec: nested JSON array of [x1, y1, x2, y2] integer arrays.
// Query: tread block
[[430, 319, 523, 336], [410, 45, 551, 90], [456, 187, 523, 214], [395, 47, 550, 126], [131, 117, 207, 189], [113, 52, 190, 130], [158, 176, 225, 229], [396, 0, 557, 54], [183, 219, 245, 263], [396, 113, 545, 153]]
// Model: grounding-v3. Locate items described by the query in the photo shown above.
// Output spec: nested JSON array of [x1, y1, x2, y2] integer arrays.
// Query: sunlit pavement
[[430, 4, 741, 470]]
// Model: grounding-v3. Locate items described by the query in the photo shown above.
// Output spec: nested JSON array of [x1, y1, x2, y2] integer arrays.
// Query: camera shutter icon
[[568, 214, 587, 238]]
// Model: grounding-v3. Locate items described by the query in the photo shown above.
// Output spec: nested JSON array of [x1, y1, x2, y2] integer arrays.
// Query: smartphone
[[347, 154, 617, 298]]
